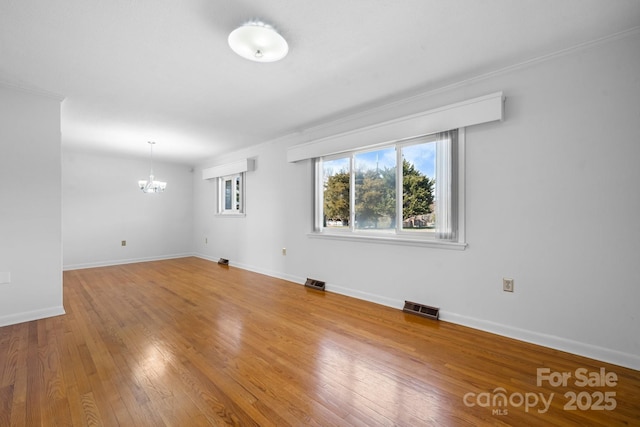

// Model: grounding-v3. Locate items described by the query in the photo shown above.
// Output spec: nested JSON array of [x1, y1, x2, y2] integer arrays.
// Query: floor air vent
[[218, 258, 229, 266], [403, 301, 440, 320], [305, 278, 326, 291]]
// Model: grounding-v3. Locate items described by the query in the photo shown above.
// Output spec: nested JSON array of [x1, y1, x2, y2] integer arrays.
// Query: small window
[[218, 173, 244, 215]]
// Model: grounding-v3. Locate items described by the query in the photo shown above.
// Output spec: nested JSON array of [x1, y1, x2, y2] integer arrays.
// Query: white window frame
[[217, 173, 245, 216], [312, 129, 466, 250]]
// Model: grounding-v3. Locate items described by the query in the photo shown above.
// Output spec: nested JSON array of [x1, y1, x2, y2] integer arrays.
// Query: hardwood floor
[[1, 257, 638, 426]]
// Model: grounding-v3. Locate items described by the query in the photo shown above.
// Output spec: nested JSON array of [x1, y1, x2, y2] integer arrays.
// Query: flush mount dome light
[[228, 21, 288, 62]]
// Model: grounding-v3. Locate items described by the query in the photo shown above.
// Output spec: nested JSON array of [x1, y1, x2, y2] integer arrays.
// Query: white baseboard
[[192, 253, 640, 371], [323, 283, 402, 309], [0, 306, 66, 328], [63, 253, 195, 271], [196, 254, 303, 284], [440, 312, 640, 371]]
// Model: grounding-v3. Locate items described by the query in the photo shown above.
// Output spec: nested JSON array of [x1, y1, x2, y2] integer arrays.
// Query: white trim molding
[[287, 92, 503, 162], [0, 306, 66, 328], [63, 253, 194, 271], [202, 158, 255, 180], [307, 232, 468, 250], [441, 312, 640, 371], [0, 80, 66, 101]]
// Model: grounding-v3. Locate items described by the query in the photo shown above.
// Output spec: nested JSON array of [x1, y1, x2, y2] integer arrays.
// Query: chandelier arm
[[138, 141, 166, 193]]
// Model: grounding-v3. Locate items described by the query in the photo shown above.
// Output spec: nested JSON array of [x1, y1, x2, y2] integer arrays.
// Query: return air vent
[[403, 301, 440, 320], [304, 278, 325, 291], [218, 258, 229, 266]]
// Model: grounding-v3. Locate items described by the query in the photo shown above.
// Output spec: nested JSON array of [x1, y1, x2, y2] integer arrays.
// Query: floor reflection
[[315, 336, 441, 423]]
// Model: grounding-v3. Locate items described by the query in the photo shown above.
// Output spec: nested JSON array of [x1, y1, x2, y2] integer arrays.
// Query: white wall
[[62, 151, 194, 269], [0, 84, 64, 326], [193, 32, 640, 370]]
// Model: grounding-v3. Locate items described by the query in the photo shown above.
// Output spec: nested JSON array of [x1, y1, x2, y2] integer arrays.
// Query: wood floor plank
[[0, 256, 639, 426], [0, 384, 13, 427], [0, 325, 21, 388], [7, 324, 28, 427]]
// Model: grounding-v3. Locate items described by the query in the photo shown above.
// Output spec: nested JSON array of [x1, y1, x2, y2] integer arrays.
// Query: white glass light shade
[[228, 22, 288, 62]]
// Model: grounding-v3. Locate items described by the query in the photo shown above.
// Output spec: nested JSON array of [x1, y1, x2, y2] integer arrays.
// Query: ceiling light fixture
[[228, 21, 288, 62], [138, 141, 167, 193]]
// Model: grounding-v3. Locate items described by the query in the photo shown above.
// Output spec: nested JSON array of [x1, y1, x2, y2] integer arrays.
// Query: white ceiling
[[1, 0, 639, 164]]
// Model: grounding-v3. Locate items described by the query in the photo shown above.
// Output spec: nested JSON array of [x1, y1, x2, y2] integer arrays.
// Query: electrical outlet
[[205, 237, 208, 244], [121, 240, 127, 247], [503, 278, 514, 292]]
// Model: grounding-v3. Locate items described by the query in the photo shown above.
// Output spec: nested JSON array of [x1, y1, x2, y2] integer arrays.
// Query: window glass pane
[[354, 148, 396, 230], [401, 142, 436, 232], [224, 179, 232, 210], [235, 176, 241, 210], [323, 157, 350, 228]]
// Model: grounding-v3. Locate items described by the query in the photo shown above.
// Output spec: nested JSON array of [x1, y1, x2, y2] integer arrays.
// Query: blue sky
[[323, 141, 436, 179], [323, 157, 349, 177], [402, 142, 436, 179]]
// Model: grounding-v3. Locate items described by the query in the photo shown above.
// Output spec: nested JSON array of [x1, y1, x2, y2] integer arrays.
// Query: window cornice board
[[202, 159, 254, 180], [286, 92, 503, 163]]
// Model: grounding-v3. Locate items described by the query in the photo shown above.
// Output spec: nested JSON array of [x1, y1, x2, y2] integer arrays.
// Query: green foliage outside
[[323, 170, 350, 225], [354, 165, 395, 228], [402, 160, 434, 222], [323, 160, 434, 229]]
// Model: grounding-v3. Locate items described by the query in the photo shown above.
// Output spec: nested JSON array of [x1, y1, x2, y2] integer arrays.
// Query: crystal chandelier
[[138, 141, 167, 193]]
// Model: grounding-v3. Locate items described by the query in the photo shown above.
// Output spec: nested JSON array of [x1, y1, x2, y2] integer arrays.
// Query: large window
[[316, 130, 462, 244]]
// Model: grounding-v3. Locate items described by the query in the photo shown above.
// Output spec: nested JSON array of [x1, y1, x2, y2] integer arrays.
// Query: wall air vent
[[403, 301, 440, 320], [218, 258, 229, 266], [304, 278, 325, 291]]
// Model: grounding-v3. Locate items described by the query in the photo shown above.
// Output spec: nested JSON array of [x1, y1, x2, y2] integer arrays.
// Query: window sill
[[215, 213, 246, 218], [307, 231, 467, 250]]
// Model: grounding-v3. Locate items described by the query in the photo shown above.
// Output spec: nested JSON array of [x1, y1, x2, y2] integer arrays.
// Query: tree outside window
[[320, 136, 441, 235]]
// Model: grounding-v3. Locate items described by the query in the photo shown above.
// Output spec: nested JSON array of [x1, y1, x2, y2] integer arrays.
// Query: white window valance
[[202, 159, 255, 180], [286, 92, 504, 163]]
